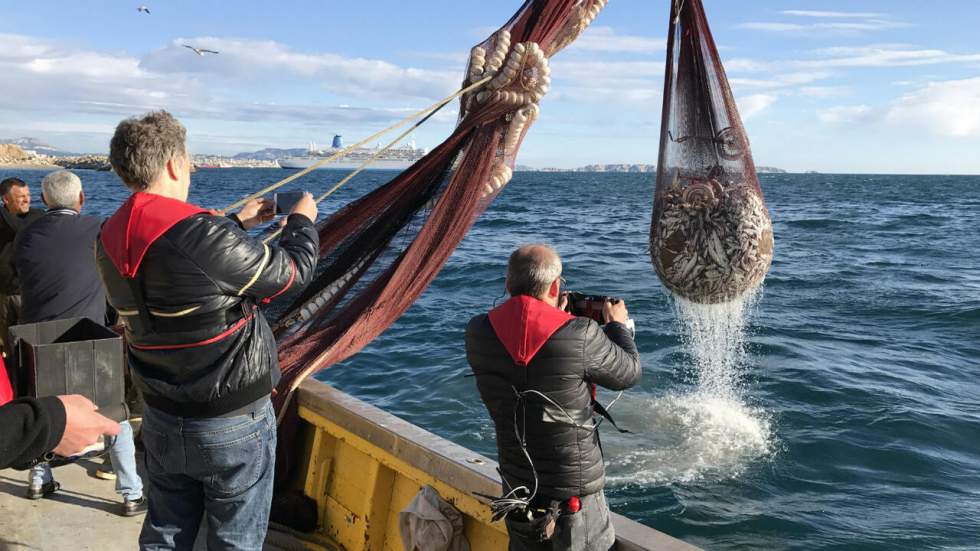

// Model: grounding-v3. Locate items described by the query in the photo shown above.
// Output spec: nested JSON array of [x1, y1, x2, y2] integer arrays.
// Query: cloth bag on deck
[[399, 485, 470, 551]]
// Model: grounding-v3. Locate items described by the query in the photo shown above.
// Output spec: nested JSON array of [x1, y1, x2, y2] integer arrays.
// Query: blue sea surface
[[3, 167, 978, 550]]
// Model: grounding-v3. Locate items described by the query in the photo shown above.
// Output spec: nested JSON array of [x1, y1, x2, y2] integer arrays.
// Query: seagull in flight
[[137, 5, 150, 14], [183, 45, 220, 56]]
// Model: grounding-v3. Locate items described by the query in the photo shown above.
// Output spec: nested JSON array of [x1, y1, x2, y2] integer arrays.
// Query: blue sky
[[2, 1, 980, 173]]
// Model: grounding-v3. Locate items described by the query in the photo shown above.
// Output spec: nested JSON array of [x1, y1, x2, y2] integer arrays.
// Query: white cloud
[[549, 59, 659, 105], [140, 37, 459, 101], [730, 71, 831, 91], [737, 94, 777, 121], [818, 105, 874, 124], [567, 26, 664, 54], [885, 77, 980, 137], [0, 33, 467, 134], [724, 58, 774, 73], [740, 17, 910, 34], [781, 10, 886, 18], [798, 86, 850, 98], [799, 45, 980, 68], [816, 78, 980, 138], [741, 23, 806, 32]]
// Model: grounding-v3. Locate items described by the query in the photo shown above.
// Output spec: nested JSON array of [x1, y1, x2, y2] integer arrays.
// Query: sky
[[2, 1, 980, 174]]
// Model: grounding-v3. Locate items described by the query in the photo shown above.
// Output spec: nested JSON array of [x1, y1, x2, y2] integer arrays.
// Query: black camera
[[563, 292, 621, 324]]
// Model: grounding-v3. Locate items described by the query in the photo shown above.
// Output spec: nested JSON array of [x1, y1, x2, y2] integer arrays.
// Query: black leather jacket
[[466, 296, 641, 499], [97, 196, 318, 417]]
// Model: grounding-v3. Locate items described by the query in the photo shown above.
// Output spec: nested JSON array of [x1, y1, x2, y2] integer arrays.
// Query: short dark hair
[[0, 177, 27, 197], [109, 110, 187, 191]]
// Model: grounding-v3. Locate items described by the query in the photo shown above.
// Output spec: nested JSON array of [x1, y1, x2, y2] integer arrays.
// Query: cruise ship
[[277, 134, 428, 170]]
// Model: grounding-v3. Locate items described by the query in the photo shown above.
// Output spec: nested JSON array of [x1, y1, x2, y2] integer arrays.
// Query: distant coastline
[[516, 164, 788, 174], [1, 137, 788, 174]]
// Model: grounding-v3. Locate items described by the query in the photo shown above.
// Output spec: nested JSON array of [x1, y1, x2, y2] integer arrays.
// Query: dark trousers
[[505, 490, 616, 551], [0, 294, 20, 355]]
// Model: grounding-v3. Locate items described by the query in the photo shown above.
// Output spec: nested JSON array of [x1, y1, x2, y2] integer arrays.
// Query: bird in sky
[[137, 5, 150, 14], [183, 45, 220, 56]]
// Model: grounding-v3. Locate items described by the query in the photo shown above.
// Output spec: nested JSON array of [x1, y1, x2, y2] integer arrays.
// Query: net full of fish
[[650, 0, 774, 304]]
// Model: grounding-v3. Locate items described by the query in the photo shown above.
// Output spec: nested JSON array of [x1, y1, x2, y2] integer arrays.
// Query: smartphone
[[274, 191, 306, 215]]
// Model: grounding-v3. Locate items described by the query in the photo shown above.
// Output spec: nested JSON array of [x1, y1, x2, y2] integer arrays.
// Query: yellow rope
[[258, 76, 490, 244], [261, 119, 426, 244], [223, 76, 491, 213]]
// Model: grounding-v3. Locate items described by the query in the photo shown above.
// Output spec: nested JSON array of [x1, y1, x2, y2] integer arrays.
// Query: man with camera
[[96, 111, 319, 550], [466, 244, 641, 550]]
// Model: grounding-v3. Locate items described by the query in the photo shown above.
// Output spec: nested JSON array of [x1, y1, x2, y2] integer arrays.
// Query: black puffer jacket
[[96, 192, 318, 417], [466, 295, 641, 499]]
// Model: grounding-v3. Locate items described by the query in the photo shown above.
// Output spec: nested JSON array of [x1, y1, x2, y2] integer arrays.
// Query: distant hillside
[[232, 148, 307, 161], [576, 164, 656, 173], [0, 137, 72, 157], [518, 163, 788, 173]]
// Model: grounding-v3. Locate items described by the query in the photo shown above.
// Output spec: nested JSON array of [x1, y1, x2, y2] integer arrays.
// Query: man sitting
[[13, 170, 147, 515], [0, 177, 44, 352], [466, 244, 641, 551]]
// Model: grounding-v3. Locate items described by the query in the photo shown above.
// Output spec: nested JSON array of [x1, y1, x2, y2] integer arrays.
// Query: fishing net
[[267, 0, 610, 476], [650, 0, 774, 304]]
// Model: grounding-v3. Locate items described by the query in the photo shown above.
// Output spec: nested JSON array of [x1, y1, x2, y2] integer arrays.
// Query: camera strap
[[591, 398, 630, 434]]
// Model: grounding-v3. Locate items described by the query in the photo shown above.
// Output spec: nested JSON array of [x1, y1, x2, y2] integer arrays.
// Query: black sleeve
[[0, 396, 67, 470], [227, 213, 246, 231], [583, 320, 642, 391], [179, 214, 320, 303]]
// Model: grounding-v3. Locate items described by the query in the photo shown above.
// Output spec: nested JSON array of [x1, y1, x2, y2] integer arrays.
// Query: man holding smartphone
[[96, 111, 320, 550]]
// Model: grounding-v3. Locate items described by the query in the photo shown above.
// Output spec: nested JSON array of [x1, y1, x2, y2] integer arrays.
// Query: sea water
[[3, 167, 977, 550]]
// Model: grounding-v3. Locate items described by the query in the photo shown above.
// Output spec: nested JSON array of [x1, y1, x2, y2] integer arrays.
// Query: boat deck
[[0, 456, 307, 551]]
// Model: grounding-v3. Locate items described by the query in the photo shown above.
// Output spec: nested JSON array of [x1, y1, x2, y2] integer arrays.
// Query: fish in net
[[650, 0, 774, 304]]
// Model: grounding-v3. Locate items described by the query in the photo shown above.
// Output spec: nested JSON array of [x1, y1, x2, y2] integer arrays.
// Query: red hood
[[488, 295, 574, 366], [101, 192, 212, 278]]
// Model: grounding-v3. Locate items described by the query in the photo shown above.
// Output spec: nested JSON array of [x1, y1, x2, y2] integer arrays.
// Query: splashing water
[[672, 292, 757, 397], [605, 289, 775, 485]]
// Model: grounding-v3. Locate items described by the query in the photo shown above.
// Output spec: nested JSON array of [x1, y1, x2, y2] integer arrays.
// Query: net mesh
[[650, 0, 774, 304], [266, 0, 610, 475]]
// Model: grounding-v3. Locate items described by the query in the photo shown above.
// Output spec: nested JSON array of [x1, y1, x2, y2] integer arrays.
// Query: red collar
[[487, 295, 574, 366], [100, 192, 212, 278]]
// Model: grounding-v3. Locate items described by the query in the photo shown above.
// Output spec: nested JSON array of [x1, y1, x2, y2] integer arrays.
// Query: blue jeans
[[138, 401, 276, 551], [29, 420, 143, 500]]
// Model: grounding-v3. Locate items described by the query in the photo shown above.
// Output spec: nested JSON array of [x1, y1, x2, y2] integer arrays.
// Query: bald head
[[506, 244, 562, 299]]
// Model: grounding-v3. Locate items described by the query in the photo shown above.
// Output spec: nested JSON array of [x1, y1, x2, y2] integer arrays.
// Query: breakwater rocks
[[53, 155, 111, 171], [650, 180, 774, 304]]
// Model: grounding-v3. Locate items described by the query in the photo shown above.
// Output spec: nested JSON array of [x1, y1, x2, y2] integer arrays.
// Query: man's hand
[[236, 198, 275, 230], [290, 192, 318, 223], [53, 395, 120, 457], [602, 299, 629, 325], [558, 292, 570, 312]]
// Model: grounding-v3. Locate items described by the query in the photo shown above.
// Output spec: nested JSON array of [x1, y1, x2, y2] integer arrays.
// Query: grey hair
[[109, 110, 187, 191], [41, 170, 82, 209], [506, 244, 562, 298]]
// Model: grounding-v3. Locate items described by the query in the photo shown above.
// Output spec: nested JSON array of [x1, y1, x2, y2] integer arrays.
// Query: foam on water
[[606, 392, 773, 485], [606, 289, 775, 485]]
